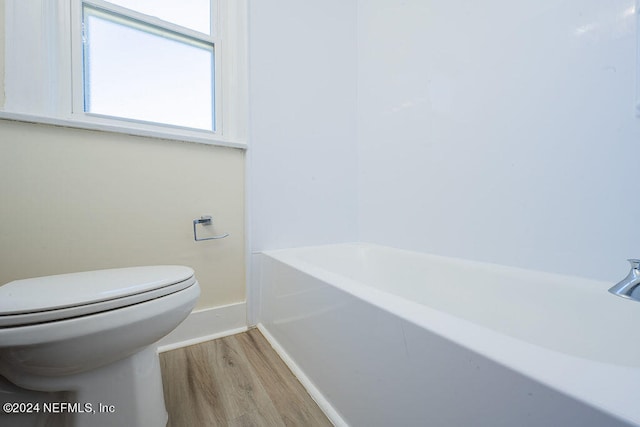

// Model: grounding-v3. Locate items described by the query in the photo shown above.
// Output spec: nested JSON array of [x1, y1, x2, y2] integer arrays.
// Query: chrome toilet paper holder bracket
[[193, 215, 229, 241]]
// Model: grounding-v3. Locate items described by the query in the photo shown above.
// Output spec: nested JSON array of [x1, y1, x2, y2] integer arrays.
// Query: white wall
[[357, 0, 640, 281], [248, 0, 358, 324], [250, 0, 639, 299], [249, 0, 358, 251]]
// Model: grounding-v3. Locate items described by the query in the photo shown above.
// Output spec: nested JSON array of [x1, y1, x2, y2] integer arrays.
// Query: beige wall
[[0, 120, 245, 310], [0, 0, 5, 107]]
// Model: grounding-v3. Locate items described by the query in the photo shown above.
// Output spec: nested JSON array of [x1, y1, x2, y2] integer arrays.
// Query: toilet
[[0, 265, 200, 427]]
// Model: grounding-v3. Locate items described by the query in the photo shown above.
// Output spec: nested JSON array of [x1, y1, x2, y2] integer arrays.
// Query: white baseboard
[[256, 323, 348, 427], [157, 302, 248, 352]]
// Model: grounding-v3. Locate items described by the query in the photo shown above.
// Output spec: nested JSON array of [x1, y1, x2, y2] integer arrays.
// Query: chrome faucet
[[609, 259, 640, 302]]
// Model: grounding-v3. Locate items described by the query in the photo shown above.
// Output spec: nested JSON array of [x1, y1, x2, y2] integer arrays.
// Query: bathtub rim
[[260, 243, 640, 427]]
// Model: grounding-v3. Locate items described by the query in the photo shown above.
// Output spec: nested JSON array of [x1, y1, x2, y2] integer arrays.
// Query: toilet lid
[[0, 266, 196, 327]]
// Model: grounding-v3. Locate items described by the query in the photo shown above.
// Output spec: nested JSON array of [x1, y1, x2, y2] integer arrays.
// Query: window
[[1, 0, 247, 147], [81, 2, 216, 131]]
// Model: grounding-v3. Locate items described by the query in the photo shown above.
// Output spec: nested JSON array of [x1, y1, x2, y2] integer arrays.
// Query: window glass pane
[[83, 8, 214, 131], [105, 0, 211, 34]]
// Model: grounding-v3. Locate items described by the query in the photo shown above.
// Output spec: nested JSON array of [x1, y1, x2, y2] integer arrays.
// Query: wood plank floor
[[159, 328, 333, 427]]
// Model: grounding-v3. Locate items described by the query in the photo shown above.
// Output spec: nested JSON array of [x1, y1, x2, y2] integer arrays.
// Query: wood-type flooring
[[159, 328, 332, 426]]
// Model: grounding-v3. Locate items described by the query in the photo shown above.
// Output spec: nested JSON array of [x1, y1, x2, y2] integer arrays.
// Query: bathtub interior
[[266, 243, 640, 367]]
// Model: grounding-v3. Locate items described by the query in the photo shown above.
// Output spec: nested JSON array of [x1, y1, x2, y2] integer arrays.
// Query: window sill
[[0, 111, 247, 150]]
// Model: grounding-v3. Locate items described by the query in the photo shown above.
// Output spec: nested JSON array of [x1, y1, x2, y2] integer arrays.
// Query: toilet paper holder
[[193, 215, 229, 241]]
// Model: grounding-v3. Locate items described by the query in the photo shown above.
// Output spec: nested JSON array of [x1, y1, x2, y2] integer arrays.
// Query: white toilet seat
[[0, 266, 196, 327], [0, 265, 200, 427]]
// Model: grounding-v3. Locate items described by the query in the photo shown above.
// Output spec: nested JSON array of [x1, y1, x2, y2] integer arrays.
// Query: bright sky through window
[[83, 6, 214, 131], [104, 0, 211, 34]]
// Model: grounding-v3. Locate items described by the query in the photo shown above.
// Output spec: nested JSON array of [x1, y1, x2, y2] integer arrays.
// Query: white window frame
[[1, 0, 247, 148]]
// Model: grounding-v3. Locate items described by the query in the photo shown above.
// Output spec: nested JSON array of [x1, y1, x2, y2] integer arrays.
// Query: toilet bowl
[[0, 266, 200, 427]]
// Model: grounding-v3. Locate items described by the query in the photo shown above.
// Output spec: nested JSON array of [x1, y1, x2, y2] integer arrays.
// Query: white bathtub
[[258, 243, 640, 427]]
